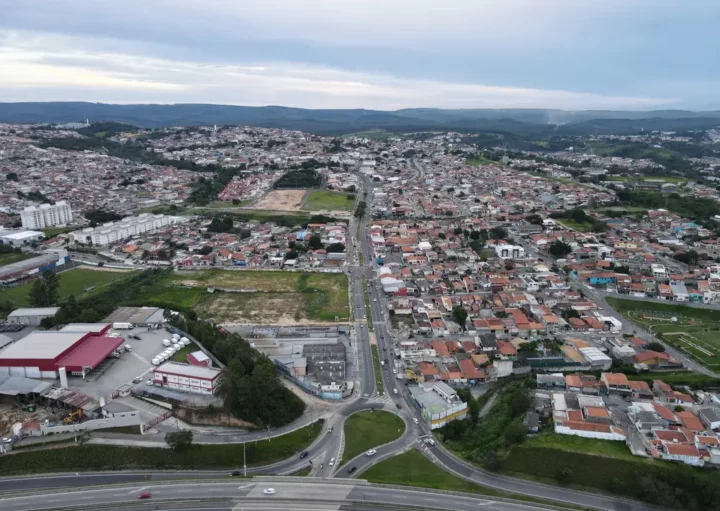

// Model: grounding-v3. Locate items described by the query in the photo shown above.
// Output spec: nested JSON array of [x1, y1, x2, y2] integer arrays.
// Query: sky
[[0, 0, 717, 111]]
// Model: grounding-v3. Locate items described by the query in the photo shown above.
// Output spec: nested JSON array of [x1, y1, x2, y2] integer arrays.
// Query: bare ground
[[252, 190, 307, 211]]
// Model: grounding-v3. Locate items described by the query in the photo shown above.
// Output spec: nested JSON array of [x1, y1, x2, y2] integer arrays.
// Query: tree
[[485, 450, 500, 471], [308, 235, 323, 250], [674, 405, 685, 413], [286, 249, 298, 259], [232, 198, 240, 205], [647, 341, 666, 352], [452, 306, 468, 331], [165, 429, 193, 451], [6, 172, 18, 181], [504, 419, 527, 445], [326, 242, 345, 253], [549, 239, 572, 257], [198, 246, 213, 255], [468, 398, 480, 423], [28, 271, 60, 307], [490, 226, 508, 240]]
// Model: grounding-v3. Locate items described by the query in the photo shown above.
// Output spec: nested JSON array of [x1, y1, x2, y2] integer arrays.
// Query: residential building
[[20, 201, 73, 229]]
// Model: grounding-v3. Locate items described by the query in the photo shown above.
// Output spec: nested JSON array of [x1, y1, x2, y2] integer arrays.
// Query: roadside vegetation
[[370, 345, 384, 394], [0, 421, 322, 474], [342, 410, 404, 462]]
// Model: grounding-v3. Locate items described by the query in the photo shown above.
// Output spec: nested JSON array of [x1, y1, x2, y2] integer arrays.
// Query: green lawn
[[41, 227, 74, 237], [467, 154, 497, 166], [303, 190, 355, 212], [206, 200, 252, 209], [0, 252, 34, 266], [362, 276, 373, 331], [524, 432, 635, 461], [342, 410, 405, 462], [371, 345, 384, 394], [135, 270, 349, 324], [0, 421, 322, 475], [628, 371, 720, 388], [0, 268, 136, 308], [170, 344, 197, 362], [555, 218, 592, 231]]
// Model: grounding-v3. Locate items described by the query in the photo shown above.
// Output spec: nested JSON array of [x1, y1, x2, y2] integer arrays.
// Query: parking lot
[[67, 326, 186, 399]]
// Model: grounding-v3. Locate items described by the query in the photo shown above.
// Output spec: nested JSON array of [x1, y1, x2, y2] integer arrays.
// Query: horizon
[[1, 1, 718, 110]]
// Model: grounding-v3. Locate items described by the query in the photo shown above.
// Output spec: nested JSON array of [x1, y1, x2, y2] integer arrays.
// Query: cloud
[[0, 30, 678, 110]]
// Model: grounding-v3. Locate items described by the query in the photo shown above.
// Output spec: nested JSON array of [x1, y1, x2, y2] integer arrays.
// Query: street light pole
[[243, 442, 247, 477]]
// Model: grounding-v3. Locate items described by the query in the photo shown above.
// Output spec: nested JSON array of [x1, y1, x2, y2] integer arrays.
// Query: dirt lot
[[252, 190, 307, 211]]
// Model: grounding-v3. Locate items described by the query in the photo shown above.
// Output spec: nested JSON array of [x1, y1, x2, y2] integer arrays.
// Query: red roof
[[56, 336, 124, 371], [458, 358, 485, 380]]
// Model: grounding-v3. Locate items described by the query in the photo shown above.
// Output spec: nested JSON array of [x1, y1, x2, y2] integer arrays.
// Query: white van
[[124, 344, 132, 352], [162, 339, 171, 347]]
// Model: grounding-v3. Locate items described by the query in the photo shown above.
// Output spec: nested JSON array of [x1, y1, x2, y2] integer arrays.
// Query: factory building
[[0, 324, 121, 380], [6, 307, 60, 326]]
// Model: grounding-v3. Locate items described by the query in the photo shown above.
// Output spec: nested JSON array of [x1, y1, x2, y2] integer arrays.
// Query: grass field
[[135, 270, 349, 324], [524, 432, 636, 461], [303, 191, 355, 212], [467, 154, 497, 166], [0, 421, 322, 475], [41, 227, 74, 237], [555, 218, 592, 231], [606, 176, 687, 184], [342, 410, 404, 462], [0, 268, 136, 308], [170, 344, 196, 362], [606, 297, 720, 370], [0, 252, 34, 266], [371, 345, 384, 394]]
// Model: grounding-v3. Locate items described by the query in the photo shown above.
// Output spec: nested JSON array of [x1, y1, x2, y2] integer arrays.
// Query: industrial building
[[71, 213, 187, 246], [152, 361, 223, 395], [7, 307, 60, 326], [0, 230, 44, 247], [20, 201, 73, 230], [409, 381, 468, 429], [103, 306, 166, 326], [0, 251, 68, 284], [0, 324, 122, 380]]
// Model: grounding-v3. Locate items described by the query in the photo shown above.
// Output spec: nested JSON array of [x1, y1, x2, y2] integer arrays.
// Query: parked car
[[132, 377, 142, 384], [146, 379, 154, 386]]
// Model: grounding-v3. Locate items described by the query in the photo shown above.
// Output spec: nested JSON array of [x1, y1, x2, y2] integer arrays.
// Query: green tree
[[28, 271, 60, 307], [165, 429, 193, 451], [549, 239, 572, 257], [308, 235, 323, 250], [504, 419, 527, 445], [452, 306, 468, 331], [490, 226, 508, 239], [6, 172, 18, 181], [468, 398, 480, 423], [647, 341, 666, 352]]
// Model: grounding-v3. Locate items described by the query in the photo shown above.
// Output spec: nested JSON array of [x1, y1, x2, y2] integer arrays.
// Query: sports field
[[607, 297, 720, 370], [0, 268, 135, 308]]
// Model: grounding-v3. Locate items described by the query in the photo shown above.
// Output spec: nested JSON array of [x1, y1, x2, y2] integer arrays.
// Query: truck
[[113, 322, 132, 330]]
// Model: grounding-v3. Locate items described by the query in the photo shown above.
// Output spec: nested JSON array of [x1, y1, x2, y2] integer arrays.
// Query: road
[[0, 478, 557, 511]]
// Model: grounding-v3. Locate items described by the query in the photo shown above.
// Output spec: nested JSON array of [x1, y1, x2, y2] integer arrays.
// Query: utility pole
[[243, 442, 247, 477]]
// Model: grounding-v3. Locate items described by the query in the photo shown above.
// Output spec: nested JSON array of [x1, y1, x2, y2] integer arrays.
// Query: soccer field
[[661, 331, 720, 370]]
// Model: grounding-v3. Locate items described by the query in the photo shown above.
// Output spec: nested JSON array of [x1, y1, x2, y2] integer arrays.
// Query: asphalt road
[[0, 478, 557, 511]]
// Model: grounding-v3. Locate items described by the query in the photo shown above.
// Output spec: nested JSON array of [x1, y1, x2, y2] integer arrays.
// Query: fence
[[143, 410, 172, 431]]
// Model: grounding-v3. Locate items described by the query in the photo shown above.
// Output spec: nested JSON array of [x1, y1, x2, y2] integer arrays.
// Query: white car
[[413, 418, 419, 424], [263, 488, 276, 495], [366, 449, 377, 456], [329, 457, 335, 466], [146, 379, 154, 386]]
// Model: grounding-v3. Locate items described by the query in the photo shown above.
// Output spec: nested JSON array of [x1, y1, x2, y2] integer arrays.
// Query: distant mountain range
[[1, 102, 720, 137]]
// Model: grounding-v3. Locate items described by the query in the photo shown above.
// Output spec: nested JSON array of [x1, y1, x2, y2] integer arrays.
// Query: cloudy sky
[[0, 0, 717, 110]]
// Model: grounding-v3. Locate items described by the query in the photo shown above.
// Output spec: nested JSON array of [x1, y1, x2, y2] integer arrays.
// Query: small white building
[[153, 361, 223, 395], [7, 307, 60, 326], [650, 264, 667, 279], [493, 245, 525, 259]]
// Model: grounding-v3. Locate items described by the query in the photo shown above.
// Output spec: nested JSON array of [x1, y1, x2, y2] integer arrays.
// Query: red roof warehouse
[[0, 324, 123, 377]]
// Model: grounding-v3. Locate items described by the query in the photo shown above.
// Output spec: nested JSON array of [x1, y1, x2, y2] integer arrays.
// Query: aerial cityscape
[[1, 2, 720, 511]]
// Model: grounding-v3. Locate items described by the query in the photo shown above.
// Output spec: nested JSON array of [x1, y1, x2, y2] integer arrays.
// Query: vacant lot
[[524, 432, 636, 461], [253, 190, 306, 211], [342, 410, 404, 462], [137, 270, 349, 325], [303, 190, 355, 212], [0, 268, 135, 308], [0, 252, 34, 266]]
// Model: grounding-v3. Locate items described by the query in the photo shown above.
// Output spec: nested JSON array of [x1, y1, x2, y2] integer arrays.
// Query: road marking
[[128, 486, 146, 494], [237, 484, 253, 490]]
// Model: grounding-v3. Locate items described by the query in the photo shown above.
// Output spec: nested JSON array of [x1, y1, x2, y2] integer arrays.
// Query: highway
[[0, 478, 559, 511]]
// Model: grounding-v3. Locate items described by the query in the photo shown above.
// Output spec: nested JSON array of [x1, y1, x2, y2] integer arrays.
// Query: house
[[698, 407, 720, 430], [601, 372, 631, 395], [635, 351, 682, 369]]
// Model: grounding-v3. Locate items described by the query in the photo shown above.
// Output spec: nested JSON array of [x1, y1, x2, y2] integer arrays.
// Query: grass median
[[342, 410, 404, 463], [371, 345, 384, 394], [0, 421, 323, 475]]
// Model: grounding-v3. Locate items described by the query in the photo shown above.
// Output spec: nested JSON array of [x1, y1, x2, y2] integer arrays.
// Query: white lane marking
[[128, 486, 146, 494], [237, 484, 252, 490]]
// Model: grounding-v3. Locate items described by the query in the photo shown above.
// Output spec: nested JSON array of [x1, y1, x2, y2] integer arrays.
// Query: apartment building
[[20, 201, 73, 229]]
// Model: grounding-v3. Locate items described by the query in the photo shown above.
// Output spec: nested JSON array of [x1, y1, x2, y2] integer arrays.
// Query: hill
[[1, 102, 719, 137]]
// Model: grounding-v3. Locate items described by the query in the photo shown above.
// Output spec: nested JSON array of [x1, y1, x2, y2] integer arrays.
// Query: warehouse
[[153, 361, 223, 395], [7, 307, 60, 326], [0, 326, 124, 379]]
